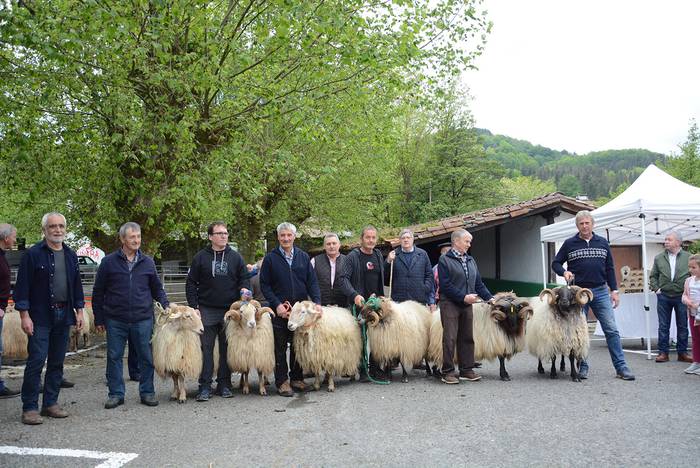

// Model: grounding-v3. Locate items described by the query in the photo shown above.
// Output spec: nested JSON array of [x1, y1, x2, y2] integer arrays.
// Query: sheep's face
[[489, 292, 533, 330], [287, 301, 320, 331], [539, 286, 593, 316], [226, 300, 271, 332], [167, 305, 204, 334], [360, 296, 392, 327]]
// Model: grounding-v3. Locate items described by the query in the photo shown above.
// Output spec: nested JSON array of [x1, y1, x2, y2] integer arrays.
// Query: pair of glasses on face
[[212, 232, 229, 236]]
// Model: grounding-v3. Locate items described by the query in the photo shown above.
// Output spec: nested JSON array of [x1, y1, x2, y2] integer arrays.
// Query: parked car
[[77, 255, 99, 279]]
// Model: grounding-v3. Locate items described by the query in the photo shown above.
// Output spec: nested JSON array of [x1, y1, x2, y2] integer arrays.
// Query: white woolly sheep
[[1, 305, 27, 360], [69, 307, 94, 352], [287, 301, 362, 392], [360, 297, 432, 382], [224, 300, 275, 396], [427, 292, 533, 381], [526, 285, 593, 382], [152, 304, 204, 403]]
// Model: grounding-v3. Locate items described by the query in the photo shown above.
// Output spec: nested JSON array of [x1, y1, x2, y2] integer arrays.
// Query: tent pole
[[640, 214, 652, 359], [541, 242, 547, 288]]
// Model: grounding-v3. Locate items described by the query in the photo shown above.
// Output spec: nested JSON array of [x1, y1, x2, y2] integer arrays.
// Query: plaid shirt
[[451, 248, 470, 283]]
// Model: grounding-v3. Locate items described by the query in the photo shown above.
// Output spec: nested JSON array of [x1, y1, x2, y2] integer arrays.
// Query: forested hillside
[[478, 129, 666, 199]]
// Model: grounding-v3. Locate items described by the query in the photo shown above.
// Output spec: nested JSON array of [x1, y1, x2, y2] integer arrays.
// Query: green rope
[[352, 301, 390, 385]]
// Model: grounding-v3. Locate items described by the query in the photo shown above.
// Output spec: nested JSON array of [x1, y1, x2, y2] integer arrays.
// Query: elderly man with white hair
[[14, 213, 85, 424], [650, 231, 692, 363], [259, 222, 321, 397], [386, 228, 435, 310]]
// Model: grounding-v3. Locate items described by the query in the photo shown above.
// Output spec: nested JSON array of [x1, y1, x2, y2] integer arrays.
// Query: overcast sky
[[464, 0, 700, 155]]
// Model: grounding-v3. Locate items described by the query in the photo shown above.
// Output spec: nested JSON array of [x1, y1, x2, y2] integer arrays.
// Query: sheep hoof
[[571, 376, 581, 383], [550, 374, 557, 380], [327, 387, 334, 392], [260, 390, 267, 396], [500, 375, 511, 382], [401, 376, 409, 383], [177, 399, 186, 404], [242, 388, 250, 395], [169, 396, 177, 401], [314, 384, 321, 391]]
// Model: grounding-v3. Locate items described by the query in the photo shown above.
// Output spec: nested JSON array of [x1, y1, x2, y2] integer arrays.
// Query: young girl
[[682, 254, 700, 375]]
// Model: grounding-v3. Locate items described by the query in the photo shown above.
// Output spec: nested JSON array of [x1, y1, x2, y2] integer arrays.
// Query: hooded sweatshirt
[[186, 245, 250, 311]]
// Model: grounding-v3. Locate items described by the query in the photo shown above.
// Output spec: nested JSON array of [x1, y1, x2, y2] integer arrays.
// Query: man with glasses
[[186, 221, 250, 401], [93, 222, 170, 409], [14, 213, 85, 424]]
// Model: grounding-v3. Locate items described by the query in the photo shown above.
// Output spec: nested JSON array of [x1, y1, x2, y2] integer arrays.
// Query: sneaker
[[0, 387, 20, 399], [458, 370, 482, 381], [684, 362, 700, 374], [195, 388, 211, 402], [21, 410, 43, 425], [441, 374, 459, 384], [216, 387, 234, 398], [40, 404, 69, 418], [616, 368, 636, 381], [578, 367, 588, 379], [140, 394, 159, 406], [104, 397, 124, 409]]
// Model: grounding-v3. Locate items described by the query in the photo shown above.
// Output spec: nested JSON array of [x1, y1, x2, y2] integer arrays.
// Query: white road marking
[[0, 445, 138, 467], [65, 342, 104, 357]]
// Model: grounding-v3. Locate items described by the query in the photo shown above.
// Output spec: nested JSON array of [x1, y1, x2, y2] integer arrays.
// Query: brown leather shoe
[[290, 380, 306, 392], [277, 381, 294, 397], [459, 370, 482, 381], [40, 404, 69, 418], [655, 353, 669, 363], [21, 410, 43, 425], [678, 353, 693, 363]]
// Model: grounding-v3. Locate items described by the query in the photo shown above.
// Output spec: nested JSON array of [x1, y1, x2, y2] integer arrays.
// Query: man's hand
[[96, 325, 105, 333], [563, 271, 574, 283], [611, 290, 620, 308], [429, 304, 437, 312], [75, 309, 84, 331], [315, 303, 323, 317], [387, 251, 396, 263], [20, 311, 33, 336], [276, 303, 290, 319], [354, 295, 365, 307], [463, 294, 479, 305], [0, 307, 4, 319]]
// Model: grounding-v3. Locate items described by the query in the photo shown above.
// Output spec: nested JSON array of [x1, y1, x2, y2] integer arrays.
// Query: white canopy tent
[[539, 164, 700, 358]]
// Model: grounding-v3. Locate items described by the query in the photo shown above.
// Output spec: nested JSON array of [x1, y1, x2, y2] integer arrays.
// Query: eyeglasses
[[212, 232, 229, 236]]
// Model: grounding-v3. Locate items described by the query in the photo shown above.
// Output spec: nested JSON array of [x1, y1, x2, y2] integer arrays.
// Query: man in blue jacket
[[259, 222, 321, 397], [386, 228, 435, 310], [437, 229, 493, 384], [14, 213, 85, 425], [552, 210, 634, 381], [93, 222, 169, 409]]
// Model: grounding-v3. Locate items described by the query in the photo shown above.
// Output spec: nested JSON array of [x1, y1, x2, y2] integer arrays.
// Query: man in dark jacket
[[93, 222, 169, 409], [386, 228, 435, 310], [437, 229, 493, 384], [0, 223, 20, 399], [311, 233, 347, 307], [552, 210, 634, 381], [338, 225, 387, 382], [14, 213, 85, 424], [260, 222, 321, 397], [186, 221, 250, 401]]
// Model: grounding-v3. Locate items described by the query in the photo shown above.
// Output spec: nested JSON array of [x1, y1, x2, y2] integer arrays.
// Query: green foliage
[[499, 176, 556, 203], [661, 119, 700, 187]]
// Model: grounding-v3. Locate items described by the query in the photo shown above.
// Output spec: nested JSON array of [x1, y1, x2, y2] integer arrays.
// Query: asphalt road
[[1, 337, 699, 467]]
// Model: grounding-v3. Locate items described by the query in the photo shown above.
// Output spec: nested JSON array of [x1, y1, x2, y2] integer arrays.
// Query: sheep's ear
[[539, 289, 555, 305], [576, 288, 594, 305]]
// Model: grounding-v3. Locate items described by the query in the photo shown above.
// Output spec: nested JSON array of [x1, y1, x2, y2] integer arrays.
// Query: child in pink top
[[681, 254, 700, 374]]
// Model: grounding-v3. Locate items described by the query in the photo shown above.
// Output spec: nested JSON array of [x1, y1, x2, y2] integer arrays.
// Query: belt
[[50, 302, 68, 309]]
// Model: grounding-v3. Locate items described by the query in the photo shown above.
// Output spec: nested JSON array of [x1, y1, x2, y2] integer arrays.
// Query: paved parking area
[[1, 337, 699, 467]]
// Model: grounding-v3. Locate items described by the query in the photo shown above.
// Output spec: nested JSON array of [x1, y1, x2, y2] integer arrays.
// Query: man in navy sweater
[[259, 222, 321, 397], [552, 210, 635, 381], [385, 228, 435, 310], [94, 222, 170, 409]]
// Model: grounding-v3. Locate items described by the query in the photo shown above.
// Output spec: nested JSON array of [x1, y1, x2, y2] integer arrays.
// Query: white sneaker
[[684, 362, 700, 374]]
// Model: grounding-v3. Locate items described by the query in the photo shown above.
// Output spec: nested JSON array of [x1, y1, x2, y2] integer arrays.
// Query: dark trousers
[[21, 307, 70, 412], [198, 319, 231, 391], [273, 317, 302, 386], [127, 337, 139, 379], [440, 300, 474, 375], [657, 293, 689, 354]]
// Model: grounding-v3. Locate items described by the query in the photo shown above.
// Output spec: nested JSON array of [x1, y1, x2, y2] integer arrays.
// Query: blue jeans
[[656, 293, 688, 354], [106, 318, 155, 399], [21, 307, 70, 412], [580, 286, 628, 373]]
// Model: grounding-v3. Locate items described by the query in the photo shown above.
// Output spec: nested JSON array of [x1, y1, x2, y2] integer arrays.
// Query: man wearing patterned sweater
[[552, 210, 635, 381]]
